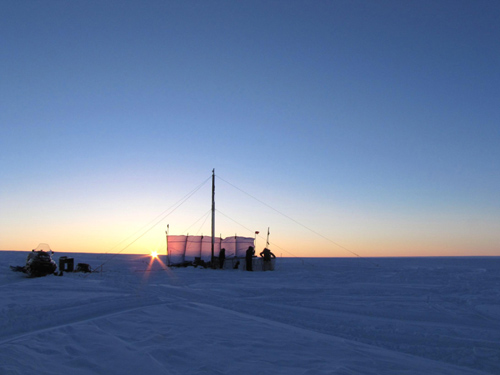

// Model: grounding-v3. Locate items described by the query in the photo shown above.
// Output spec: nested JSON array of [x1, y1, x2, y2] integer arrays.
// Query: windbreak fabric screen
[[200, 236, 219, 261], [185, 236, 203, 260], [167, 235, 254, 265], [221, 236, 255, 257], [166, 236, 187, 265]]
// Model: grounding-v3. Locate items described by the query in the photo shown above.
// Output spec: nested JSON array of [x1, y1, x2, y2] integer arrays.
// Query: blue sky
[[1, 0, 499, 256]]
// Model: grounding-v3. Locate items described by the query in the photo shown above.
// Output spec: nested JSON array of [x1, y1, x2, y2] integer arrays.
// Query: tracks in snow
[[0, 292, 185, 347]]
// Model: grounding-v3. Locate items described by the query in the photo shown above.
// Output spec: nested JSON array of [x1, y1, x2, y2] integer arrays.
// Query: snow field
[[1, 252, 499, 374]]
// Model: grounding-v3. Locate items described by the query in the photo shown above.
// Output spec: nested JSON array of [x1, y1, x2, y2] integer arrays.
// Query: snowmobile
[[25, 250, 57, 277], [13, 243, 58, 277]]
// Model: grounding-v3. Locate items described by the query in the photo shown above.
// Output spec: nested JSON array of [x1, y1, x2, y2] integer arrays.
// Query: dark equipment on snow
[[75, 263, 91, 273], [59, 257, 74, 272], [25, 248, 57, 277], [10, 244, 94, 277]]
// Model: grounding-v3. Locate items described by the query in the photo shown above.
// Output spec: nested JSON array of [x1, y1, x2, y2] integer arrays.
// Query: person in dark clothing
[[245, 246, 255, 271], [260, 248, 276, 271], [219, 248, 226, 269]]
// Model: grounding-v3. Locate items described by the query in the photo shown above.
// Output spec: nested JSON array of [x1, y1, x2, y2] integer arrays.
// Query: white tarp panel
[[167, 235, 254, 265]]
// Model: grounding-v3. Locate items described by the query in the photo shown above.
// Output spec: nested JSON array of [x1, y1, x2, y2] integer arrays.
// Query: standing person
[[260, 248, 276, 271], [219, 248, 226, 269], [245, 246, 255, 271]]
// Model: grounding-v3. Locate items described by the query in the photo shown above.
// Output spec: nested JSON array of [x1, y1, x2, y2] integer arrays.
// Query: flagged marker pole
[[211, 169, 215, 268], [165, 224, 169, 265]]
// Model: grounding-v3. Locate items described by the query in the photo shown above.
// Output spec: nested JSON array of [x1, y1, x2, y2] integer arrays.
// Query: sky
[[1, 0, 499, 257]]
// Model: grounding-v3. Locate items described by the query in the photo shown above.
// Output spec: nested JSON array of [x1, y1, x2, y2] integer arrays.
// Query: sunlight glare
[[151, 251, 158, 258]]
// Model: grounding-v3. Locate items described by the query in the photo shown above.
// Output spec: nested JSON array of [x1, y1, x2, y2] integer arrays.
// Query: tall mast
[[211, 169, 215, 264]]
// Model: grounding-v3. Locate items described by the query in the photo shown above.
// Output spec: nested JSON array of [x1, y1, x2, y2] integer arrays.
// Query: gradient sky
[[1, 0, 499, 257]]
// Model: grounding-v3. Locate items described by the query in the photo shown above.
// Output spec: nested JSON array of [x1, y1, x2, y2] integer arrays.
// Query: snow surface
[[1, 252, 499, 375]]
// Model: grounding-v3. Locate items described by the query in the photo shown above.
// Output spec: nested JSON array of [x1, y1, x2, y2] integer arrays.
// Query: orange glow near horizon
[[2, 226, 499, 258]]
